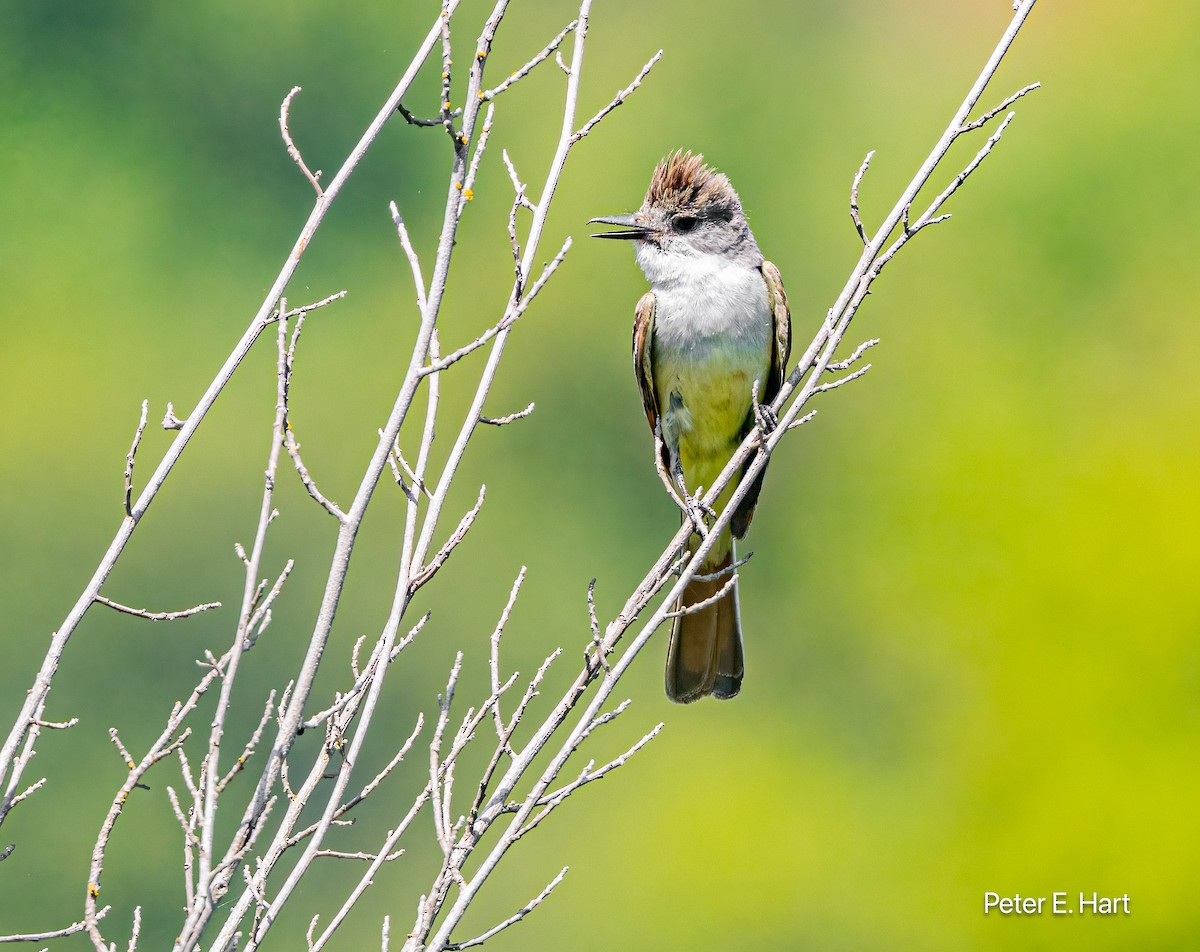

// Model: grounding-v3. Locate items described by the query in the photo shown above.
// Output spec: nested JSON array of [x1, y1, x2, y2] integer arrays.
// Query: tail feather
[[665, 549, 743, 703]]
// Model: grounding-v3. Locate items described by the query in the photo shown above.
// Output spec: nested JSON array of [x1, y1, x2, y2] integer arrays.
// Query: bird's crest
[[645, 151, 740, 220]]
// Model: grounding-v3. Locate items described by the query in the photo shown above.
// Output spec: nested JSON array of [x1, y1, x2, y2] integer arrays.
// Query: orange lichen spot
[[463, 189, 475, 201], [89, 883, 101, 897], [454, 182, 463, 190], [477, 50, 487, 60], [443, 101, 452, 110]]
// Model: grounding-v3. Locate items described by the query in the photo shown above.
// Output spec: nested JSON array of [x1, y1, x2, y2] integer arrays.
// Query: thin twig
[[849, 150, 874, 244], [443, 867, 568, 950], [664, 572, 738, 618], [409, 485, 486, 592], [483, 20, 578, 100], [94, 595, 221, 622], [123, 399, 149, 517], [284, 430, 346, 522], [960, 81, 1040, 132], [276, 290, 348, 324], [813, 363, 873, 395], [0, 905, 111, 942], [280, 87, 324, 196], [570, 50, 663, 144], [480, 402, 535, 426], [827, 337, 880, 371]]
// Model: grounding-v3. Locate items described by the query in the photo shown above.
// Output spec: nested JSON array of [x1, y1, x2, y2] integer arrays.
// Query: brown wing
[[632, 290, 659, 431], [732, 260, 793, 539], [632, 290, 670, 476], [761, 259, 792, 403]]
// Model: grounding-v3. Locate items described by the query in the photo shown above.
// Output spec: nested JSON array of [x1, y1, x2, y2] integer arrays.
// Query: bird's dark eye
[[674, 215, 698, 232]]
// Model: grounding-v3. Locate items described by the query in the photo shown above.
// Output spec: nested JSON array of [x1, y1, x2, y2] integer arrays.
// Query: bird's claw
[[681, 490, 709, 536], [753, 400, 778, 440], [672, 464, 709, 536]]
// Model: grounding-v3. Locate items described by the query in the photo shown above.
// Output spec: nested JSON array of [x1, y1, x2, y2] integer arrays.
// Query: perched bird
[[591, 151, 792, 703]]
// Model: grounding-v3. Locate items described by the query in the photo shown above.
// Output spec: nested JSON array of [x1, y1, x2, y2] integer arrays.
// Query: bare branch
[[584, 578, 608, 675], [827, 337, 880, 372], [0, 905, 111, 942], [161, 402, 185, 430], [30, 717, 79, 730], [280, 86, 324, 196], [246, 559, 295, 646], [849, 150, 874, 244], [390, 202, 428, 315], [960, 80, 1040, 132], [489, 568, 526, 739], [664, 572, 738, 618], [127, 905, 143, 952], [123, 399, 149, 517], [919, 111, 1020, 229], [217, 692, 277, 792], [287, 713, 424, 849], [284, 429, 346, 521], [444, 867, 568, 950], [409, 484, 486, 592], [94, 595, 221, 622], [397, 102, 453, 127], [461, 104, 495, 199], [570, 50, 663, 144], [480, 402, 535, 426], [8, 777, 46, 810], [691, 550, 753, 583], [786, 408, 819, 431], [519, 722, 662, 836], [313, 848, 405, 862], [517, 238, 570, 309], [483, 20, 578, 100], [504, 149, 531, 287], [430, 655, 464, 860], [813, 363, 872, 395], [277, 290, 348, 323]]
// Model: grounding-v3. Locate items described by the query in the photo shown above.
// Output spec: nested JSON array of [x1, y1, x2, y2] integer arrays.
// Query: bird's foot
[[753, 399, 778, 442], [670, 463, 710, 537]]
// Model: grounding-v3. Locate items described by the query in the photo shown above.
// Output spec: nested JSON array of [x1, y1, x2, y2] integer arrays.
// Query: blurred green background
[[2, 0, 1198, 948]]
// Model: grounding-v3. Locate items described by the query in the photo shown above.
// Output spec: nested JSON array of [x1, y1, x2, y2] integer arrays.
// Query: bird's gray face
[[591, 151, 763, 280], [590, 199, 758, 270]]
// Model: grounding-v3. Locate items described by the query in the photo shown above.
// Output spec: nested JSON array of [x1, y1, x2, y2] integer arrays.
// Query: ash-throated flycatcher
[[591, 151, 792, 703]]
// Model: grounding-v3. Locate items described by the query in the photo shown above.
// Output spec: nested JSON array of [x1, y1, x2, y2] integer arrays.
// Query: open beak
[[589, 213, 650, 240]]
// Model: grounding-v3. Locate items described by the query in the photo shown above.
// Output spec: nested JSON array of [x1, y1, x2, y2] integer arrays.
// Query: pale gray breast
[[650, 257, 772, 372]]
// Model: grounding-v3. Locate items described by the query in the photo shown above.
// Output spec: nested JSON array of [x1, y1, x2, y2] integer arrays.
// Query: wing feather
[[732, 261, 792, 539], [760, 259, 792, 403], [632, 290, 659, 432], [633, 290, 671, 477]]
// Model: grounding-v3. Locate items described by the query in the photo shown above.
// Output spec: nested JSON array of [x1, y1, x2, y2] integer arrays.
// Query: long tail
[[664, 546, 743, 703]]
